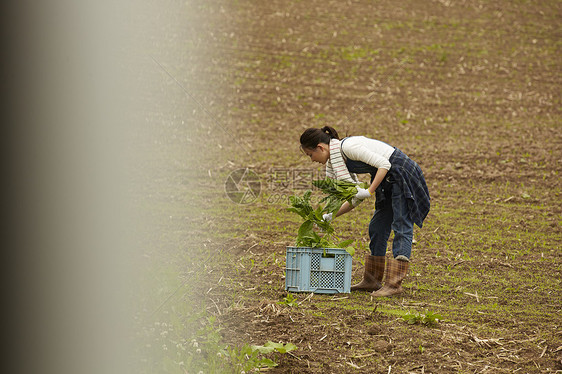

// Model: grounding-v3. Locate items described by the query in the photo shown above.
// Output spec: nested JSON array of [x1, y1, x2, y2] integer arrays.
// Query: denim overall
[[341, 143, 415, 260]]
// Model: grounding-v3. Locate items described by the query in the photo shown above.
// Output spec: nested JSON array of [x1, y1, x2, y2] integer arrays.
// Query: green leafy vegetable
[[250, 341, 297, 355], [312, 178, 369, 213], [287, 190, 314, 219], [264, 341, 297, 354], [288, 191, 333, 248], [287, 190, 356, 255], [336, 239, 355, 256], [337, 238, 355, 248]]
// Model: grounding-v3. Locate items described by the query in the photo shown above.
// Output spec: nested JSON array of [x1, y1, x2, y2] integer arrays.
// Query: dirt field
[[131, 0, 561, 372]]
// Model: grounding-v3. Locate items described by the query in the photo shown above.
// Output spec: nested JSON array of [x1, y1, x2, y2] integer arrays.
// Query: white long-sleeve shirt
[[341, 136, 394, 170]]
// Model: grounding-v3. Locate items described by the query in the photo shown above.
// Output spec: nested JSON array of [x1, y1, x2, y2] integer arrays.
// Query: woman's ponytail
[[300, 126, 340, 150], [321, 126, 340, 140]]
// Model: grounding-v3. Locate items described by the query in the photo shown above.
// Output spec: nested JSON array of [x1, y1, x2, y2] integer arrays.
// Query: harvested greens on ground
[[312, 178, 369, 213], [287, 189, 355, 255]]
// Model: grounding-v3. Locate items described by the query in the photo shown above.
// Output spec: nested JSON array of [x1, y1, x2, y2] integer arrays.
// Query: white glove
[[322, 213, 333, 222], [355, 187, 372, 200]]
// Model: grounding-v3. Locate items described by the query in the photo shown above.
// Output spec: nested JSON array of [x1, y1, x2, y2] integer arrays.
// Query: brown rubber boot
[[371, 257, 409, 297], [350, 255, 385, 292]]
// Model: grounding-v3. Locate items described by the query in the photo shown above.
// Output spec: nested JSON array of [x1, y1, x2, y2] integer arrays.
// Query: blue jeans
[[368, 182, 414, 259]]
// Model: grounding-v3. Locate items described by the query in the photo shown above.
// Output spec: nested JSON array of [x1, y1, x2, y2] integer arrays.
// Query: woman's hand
[[355, 187, 372, 200], [364, 168, 389, 198]]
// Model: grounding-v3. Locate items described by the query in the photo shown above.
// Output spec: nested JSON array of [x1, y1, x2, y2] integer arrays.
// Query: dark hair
[[300, 126, 340, 150]]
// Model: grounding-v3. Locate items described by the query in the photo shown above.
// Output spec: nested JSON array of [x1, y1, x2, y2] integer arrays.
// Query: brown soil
[[134, 0, 561, 372]]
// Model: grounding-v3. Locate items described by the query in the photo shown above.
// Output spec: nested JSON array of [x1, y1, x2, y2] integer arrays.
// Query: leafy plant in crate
[[287, 188, 356, 256]]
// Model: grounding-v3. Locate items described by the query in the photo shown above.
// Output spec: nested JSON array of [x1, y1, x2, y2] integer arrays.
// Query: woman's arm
[[335, 201, 354, 217], [367, 167, 389, 195], [336, 168, 389, 218]]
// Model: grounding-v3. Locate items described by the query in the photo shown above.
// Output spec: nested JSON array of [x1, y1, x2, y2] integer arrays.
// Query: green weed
[[402, 311, 442, 326], [226, 342, 298, 372], [278, 293, 299, 307]]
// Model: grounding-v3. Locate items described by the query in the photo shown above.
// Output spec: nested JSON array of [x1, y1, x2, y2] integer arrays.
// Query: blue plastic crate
[[285, 246, 353, 294]]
